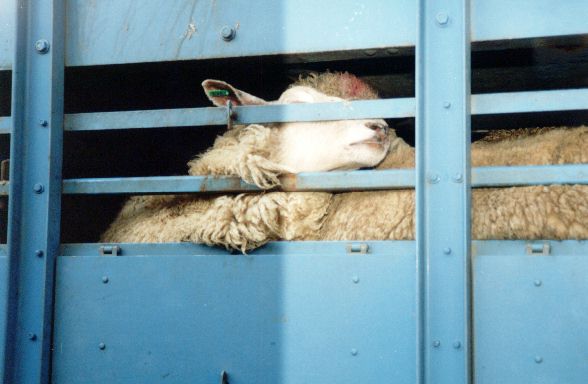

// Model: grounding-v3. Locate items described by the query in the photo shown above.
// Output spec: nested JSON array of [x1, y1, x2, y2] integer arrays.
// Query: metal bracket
[[220, 370, 229, 384], [1, 159, 9, 181], [226, 100, 235, 130], [99, 245, 121, 256], [526, 242, 551, 256], [346, 243, 369, 254]]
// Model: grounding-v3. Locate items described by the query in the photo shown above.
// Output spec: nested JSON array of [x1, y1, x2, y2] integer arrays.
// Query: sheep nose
[[365, 122, 388, 139]]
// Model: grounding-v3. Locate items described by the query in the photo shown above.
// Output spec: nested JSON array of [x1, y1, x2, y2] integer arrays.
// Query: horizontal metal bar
[[472, 164, 588, 187], [0, 117, 10, 134], [53, 239, 588, 257], [61, 169, 416, 195], [2, 164, 587, 197], [64, 99, 414, 131], [2, 88, 587, 135], [1, 0, 587, 69], [2, 164, 587, 196], [473, 88, 588, 115]]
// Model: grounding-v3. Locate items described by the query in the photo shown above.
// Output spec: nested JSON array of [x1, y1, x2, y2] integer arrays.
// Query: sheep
[[101, 73, 391, 249], [101, 72, 588, 251]]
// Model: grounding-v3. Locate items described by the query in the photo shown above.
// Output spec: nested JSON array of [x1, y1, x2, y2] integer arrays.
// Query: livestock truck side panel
[[1, 0, 587, 383]]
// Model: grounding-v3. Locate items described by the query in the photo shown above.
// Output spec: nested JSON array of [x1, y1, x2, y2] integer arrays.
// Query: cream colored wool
[[102, 72, 588, 251]]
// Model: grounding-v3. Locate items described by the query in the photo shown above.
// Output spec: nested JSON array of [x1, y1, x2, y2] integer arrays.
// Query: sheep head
[[202, 78, 390, 174]]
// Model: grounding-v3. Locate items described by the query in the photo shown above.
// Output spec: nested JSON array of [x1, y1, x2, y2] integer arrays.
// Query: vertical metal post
[[416, 1, 471, 383], [3, 1, 65, 383]]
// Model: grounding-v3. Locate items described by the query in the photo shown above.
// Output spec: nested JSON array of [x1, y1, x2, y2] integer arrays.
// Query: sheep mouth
[[350, 138, 388, 148]]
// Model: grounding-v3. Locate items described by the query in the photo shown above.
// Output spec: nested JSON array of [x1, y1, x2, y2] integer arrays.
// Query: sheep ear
[[202, 80, 268, 107]]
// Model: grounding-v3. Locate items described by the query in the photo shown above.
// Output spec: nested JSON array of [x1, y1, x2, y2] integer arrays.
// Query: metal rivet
[[39, 120, 48, 127], [29, 333, 37, 341], [534, 356, 543, 364], [99, 342, 106, 350], [220, 26, 236, 41], [427, 174, 440, 184], [352, 276, 360, 284], [35, 250, 44, 258], [443, 247, 452, 255], [34, 39, 50, 54], [453, 341, 462, 349], [364, 49, 377, 56], [534, 280, 542, 287], [102, 276, 109, 284], [33, 183, 44, 194], [351, 348, 358, 356], [435, 12, 449, 25], [452, 173, 463, 183], [386, 48, 399, 55], [443, 101, 451, 109], [433, 340, 441, 348]]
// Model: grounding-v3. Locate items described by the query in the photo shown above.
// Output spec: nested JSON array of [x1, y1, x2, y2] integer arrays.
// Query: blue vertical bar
[[2, 1, 64, 383], [416, 1, 471, 384]]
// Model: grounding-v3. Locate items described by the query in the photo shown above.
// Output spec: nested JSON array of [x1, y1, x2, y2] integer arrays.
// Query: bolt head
[[33, 183, 44, 194], [436, 12, 449, 25], [352, 276, 360, 284], [453, 341, 462, 349], [99, 342, 106, 350], [534, 280, 542, 287], [534, 356, 543, 364], [427, 173, 440, 184], [350, 348, 358, 356], [364, 49, 377, 56], [443, 247, 452, 255], [40, 120, 48, 127], [34, 39, 50, 54], [433, 340, 441, 348], [102, 276, 109, 284], [29, 333, 37, 341], [35, 250, 44, 258], [443, 101, 451, 109], [452, 173, 463, 183], [221, 26, 236, 41]]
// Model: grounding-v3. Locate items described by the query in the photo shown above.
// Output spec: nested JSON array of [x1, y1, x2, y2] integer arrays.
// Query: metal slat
[[2, 1, 65, 383], [1, 88, 587, 135], [2, 164, 587, 196], [1, 0, 587, 69], [416, 1, 471, 383]]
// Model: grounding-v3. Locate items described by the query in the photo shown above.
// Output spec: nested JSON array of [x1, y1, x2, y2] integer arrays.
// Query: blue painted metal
[[52, 242, 417, 383], [2, 88, 586, 135], [473, 89, 588, 116], [472, 164, 588, 187], [62, 88, 588, 132], [474, 240, 588, 384], [2, 0, 65, 383], [0, 250, 7, 381], [58, 164, 588, 195], [416, 1, 471, 383], [0, 117, 10, 134], [2, 0, 587, 69], [64, 99, 415, 131]]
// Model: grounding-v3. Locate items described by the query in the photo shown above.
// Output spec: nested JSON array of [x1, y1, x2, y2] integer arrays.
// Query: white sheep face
[[203, 80, 390, 173]]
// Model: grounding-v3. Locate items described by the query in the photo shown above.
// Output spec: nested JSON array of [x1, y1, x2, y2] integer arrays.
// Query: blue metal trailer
[[1, 0, 587, 383]]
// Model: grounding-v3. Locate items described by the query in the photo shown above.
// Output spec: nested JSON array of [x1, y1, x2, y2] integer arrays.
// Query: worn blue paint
[[53, 242, 417, 384], [1, 0, 588, 69], [416, 1, 471, 383], [63, 88, 588, 132], [0, 252, 6, 379], [474, 240, 588, 384], [57, 164, 586, 196], [2, 88, 586, 135], [3, 0, 65, 383]]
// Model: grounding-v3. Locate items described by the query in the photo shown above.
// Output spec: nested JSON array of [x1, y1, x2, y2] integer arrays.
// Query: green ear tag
[[208, 89, 230, 97]]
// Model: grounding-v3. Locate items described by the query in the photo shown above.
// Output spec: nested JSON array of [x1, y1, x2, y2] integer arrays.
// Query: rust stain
[[279, 173, 298, 191]]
